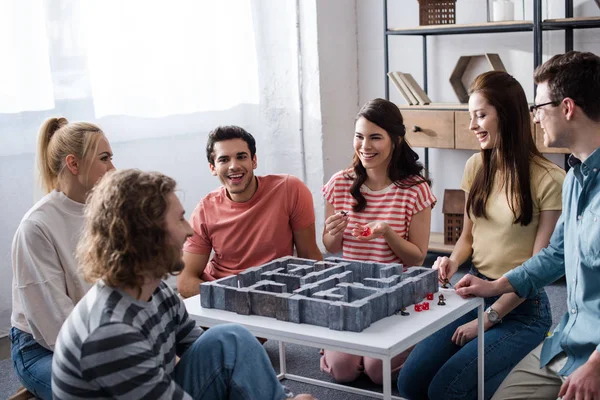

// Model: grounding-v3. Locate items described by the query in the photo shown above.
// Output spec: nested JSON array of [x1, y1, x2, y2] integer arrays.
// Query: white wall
[[357, 0, 600, 233]]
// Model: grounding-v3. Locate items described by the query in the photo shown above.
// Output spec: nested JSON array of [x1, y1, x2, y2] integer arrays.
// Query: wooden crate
[[418, 0, 456, 25], [442, 189, 465, 245]]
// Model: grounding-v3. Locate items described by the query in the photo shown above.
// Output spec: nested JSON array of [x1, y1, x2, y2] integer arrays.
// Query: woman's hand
[[351, 222, 390, 241], [432, 256, 459, 283], [324, 211, 349, 239], [451, 319, 482, 346]]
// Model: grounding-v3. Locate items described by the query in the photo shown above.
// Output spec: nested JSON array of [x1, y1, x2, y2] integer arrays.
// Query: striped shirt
[[52, 281, 202, 400], [323, 170, 436, 264]]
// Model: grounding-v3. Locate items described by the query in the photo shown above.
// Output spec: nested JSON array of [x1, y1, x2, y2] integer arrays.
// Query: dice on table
[[421, 302, 430, 311], [426, 293, 434, 300], [414, 304, 422, 312]]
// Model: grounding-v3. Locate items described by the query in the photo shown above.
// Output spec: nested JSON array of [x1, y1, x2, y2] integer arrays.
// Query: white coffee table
[[184, 288, 485, 400]]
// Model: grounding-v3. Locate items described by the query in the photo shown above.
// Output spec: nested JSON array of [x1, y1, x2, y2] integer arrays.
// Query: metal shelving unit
[[383, 0, 600, 252], [383, 0, 600, 173]]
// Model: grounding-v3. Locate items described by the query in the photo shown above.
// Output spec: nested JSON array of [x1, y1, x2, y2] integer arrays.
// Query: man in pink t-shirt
[[177, 126, 323, 298]]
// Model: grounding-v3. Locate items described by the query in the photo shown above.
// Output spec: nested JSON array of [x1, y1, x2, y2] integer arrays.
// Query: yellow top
[[462, 153, 565, 279]]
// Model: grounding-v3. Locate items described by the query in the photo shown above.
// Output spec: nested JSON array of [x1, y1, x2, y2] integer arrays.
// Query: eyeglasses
[[529, 100, 559, 114]]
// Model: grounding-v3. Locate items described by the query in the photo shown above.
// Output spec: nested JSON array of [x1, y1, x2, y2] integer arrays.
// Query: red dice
[[360, 226, 372, 237], [426, 293, 434, 300], [414, 304, 422, 312], [422, 302, 430, 310]]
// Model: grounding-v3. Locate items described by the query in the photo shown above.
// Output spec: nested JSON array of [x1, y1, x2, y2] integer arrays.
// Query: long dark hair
[[346, 98, 430, 212], [467, 71, 544, 226]]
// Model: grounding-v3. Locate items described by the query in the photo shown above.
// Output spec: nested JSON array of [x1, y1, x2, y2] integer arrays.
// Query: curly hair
[[77, 169, 182, 290]]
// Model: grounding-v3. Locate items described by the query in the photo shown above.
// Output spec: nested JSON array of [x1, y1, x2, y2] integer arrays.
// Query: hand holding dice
[[351, 222, 389, 241]]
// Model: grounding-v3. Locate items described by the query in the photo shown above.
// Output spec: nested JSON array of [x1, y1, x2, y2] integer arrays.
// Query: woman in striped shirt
[[319, 97, 436, 384]]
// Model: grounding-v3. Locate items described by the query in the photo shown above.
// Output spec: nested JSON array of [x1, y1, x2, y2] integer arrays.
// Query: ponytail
[[37, 117, 69, 193], [36, 117, 104, 194]]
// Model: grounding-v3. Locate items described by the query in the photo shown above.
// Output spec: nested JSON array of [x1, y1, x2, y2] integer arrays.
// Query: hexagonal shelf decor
[[449, 53, 506, 103]]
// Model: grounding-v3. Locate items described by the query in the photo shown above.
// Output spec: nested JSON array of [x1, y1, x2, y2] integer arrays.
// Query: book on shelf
[[399, 73, 432, 105], [387, 71, 418, 105]]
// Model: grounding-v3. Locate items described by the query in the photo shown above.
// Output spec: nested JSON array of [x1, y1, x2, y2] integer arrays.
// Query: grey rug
[[0, 258, 568, 399]]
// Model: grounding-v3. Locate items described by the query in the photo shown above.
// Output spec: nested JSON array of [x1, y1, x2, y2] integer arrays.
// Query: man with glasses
[[455, 51, 600, 400]]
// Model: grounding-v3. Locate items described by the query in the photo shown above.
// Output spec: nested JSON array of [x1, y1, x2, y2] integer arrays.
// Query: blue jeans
[[174, 324, 290, 399], [397, 270, 552, 400], [10, 327, 53, 400]]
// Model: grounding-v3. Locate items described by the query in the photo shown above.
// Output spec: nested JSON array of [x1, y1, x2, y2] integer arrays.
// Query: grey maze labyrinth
[[199, 256, 439, 332]]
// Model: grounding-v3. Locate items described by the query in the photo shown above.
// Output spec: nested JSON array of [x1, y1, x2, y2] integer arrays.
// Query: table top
[[184, 288, 483, 357]]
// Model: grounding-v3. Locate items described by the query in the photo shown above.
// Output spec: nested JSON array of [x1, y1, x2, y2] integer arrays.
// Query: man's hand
[[454, 275, 497, 298], [558, 351, 600, 400]]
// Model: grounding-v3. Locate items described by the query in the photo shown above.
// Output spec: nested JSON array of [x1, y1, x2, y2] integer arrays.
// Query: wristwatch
[[485, 307, 501, 324]]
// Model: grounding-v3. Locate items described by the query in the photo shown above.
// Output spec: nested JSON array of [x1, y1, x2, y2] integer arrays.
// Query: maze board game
[[199, 256, 439, 332]]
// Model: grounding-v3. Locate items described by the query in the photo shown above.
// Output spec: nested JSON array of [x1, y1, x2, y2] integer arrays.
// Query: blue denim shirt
[[505, 147, 600, 376]]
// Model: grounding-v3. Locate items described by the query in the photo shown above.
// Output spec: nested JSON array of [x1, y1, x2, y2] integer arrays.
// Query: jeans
[[10, 327, 53, 400], [174, 324, 291, 399], [397, 269, 552, 400]]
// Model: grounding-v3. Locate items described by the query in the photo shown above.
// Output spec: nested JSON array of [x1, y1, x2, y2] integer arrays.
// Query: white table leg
[[279, 341, 287, 377], [477, 301, 485, 400], [382, 356, 392, 400]]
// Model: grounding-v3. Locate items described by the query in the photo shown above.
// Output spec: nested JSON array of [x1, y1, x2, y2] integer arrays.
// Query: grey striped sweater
[[52, 281, 202, 399]]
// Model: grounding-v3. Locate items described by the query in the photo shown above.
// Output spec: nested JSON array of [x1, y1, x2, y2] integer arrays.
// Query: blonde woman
[[10, 118, 114, 399]]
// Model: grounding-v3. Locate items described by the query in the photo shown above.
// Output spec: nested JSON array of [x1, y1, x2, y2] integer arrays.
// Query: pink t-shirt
[[184, 174, 315, 279], [323, 170, 436, 264]]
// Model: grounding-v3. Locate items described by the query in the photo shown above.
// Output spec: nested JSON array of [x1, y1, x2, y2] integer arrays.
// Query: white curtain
[[81, 1, 259, 118], [0, 1, 54, 113], [0, 0, 259, 122], [0, 0, 303, 338]]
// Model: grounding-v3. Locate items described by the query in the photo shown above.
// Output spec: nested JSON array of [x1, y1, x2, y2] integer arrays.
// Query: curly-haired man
[[51, 169, 315, 400]]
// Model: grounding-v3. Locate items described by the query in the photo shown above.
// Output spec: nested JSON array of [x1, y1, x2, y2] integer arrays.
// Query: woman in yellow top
[[397, 71, 566, 400]]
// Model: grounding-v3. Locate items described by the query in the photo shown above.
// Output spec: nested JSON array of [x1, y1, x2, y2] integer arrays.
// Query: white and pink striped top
[[323, 170, 436, 264]]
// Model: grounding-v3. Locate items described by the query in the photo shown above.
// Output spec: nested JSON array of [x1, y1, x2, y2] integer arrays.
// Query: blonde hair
[[37, 117, 104, 193]]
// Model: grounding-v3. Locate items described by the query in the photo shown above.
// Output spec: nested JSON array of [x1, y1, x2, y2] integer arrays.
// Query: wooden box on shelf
[[442, 189, 465, 245], [402, 109, 455, 149], [418, 0, 456, 25]]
